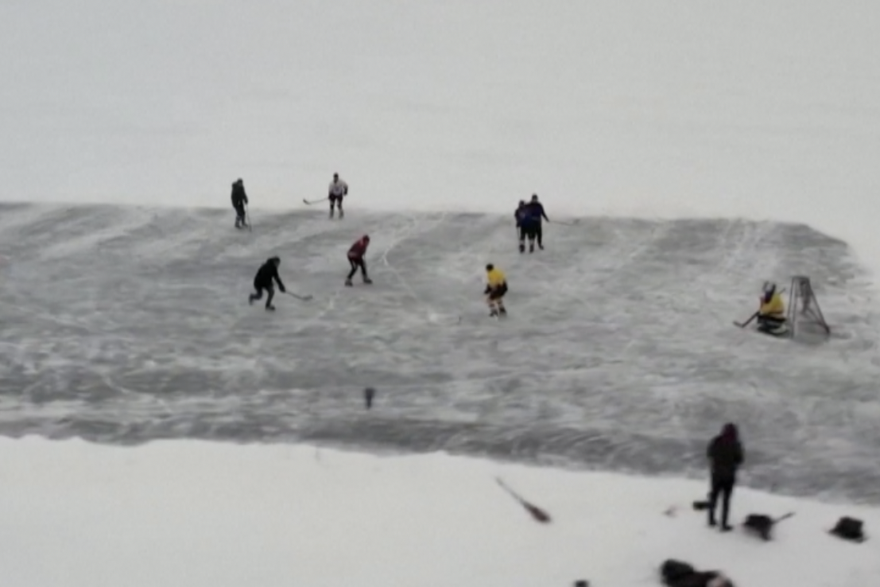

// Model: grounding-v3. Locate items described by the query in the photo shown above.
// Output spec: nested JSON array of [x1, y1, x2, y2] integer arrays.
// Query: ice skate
[[363, 277, 372, 284], [265, 305, 275, 311], [345, 278, 353, 287]]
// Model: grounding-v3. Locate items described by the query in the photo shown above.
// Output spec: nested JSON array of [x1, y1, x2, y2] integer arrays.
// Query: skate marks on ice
[[2, 203, 880, 503]]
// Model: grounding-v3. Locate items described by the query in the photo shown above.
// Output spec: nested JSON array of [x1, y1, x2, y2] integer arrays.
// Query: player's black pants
[[347, 257, 367, 280], [250, 283, 274, 307], [707, 473, 735, 527], [233, 203, 246, 226], [520, 224, 542, 245]]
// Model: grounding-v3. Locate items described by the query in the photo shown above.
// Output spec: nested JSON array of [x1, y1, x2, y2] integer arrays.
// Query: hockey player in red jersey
[[346, 235, 372, 286]]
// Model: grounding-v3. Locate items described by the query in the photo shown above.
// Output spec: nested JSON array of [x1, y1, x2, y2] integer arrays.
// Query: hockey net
[[785, 276, 830, 337]]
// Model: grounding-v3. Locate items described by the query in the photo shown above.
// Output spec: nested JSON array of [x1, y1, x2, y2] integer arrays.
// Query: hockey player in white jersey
[[328, 173, 349, 219]]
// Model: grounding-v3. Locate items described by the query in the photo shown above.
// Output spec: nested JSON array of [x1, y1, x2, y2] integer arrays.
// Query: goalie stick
[[733, 312, 758, 328], [495, 477, 551, 523]]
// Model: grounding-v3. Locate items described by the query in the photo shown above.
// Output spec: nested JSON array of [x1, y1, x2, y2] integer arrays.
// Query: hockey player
[[328, 172, 349, 219], [706, 423, 744, 532], [231, 178, 249, 229], [520, 194, 549, 252], [757, 281, 788, 335], [346, 234, 372, 286], [484, 263, 508, 317], [248, 256, 286, 311], [514, 200, 529, 252]]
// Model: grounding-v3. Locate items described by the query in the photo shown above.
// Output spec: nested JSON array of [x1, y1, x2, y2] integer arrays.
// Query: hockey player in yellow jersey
[[757, 281, 788, 335], [484, 264, 508, 317]]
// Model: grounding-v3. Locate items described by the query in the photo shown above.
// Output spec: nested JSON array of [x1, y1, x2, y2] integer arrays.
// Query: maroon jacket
[[348, 236, 369, 259]]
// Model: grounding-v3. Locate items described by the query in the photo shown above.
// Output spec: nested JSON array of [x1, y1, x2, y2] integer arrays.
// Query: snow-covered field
[[2, 0, 880, 585], [1, 437, 878, 587]]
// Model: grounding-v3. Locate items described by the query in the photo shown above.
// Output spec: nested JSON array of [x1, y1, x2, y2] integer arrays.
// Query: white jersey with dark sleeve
[[329, 179, 348, 197]]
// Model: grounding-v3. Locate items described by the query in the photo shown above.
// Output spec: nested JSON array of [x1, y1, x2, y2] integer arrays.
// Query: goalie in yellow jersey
[[484, 263, 508, 317], [756, 281, 788, 336]]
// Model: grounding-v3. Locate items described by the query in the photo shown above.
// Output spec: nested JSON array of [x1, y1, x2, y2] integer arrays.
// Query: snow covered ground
[[2, 0, 880, 585], [1, 436, 878, 587]]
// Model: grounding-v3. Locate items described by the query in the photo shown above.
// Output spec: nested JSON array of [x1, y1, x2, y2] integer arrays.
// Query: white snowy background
[[1, 1, 880, 586]]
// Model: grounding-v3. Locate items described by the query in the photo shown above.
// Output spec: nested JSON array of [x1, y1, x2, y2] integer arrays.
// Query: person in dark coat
[[520, 194, 549, 253], [248, 256, 286, 310], [231, 179, 249, 229], [514, 200, 528, 253], [706, 423, 744, 531]]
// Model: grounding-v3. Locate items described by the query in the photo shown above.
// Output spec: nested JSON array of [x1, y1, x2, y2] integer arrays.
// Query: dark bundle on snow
[[660, 559, 734, 587], [742, 512, 794, 541], [830, 516, 866, 543]]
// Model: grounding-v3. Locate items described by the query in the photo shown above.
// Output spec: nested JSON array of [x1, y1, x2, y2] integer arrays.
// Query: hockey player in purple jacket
[[519, 194, 549, 253]]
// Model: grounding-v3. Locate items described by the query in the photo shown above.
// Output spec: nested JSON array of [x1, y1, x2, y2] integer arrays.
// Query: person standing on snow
[[328, 172, 349, 219], [706, 423, 744, 531], [231, 179, 249, 229], [520, 194, 549, 253], [249, 256, 286, 311], [345, 235, 372, 286], [514, 200, 529, 253]]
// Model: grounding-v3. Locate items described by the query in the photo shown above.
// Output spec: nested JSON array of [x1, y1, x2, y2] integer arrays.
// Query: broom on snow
[[495, 477, 551, 523]]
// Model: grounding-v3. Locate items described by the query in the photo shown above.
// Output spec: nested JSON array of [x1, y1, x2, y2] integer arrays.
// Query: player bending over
[[249, 256, 286, 311], [757, 281, 787, 335], [484, 263, 508, 317], [346, 235, 372, 286], [328, 173, 349, 219]]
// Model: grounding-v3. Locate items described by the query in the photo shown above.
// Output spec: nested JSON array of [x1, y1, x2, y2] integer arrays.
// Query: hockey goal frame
[[785, 275, 830, 337]]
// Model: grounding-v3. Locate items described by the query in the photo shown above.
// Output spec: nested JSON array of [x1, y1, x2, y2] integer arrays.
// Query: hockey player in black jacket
[[248, 256, 286, 310], [519, 194, 549, 253], [231, 178, 249, 229], [706, 423, 744, 531]]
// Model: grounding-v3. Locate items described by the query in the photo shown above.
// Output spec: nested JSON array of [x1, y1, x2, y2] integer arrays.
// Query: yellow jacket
[[486, 268, 506, 288], [760, 292, 785, 318]]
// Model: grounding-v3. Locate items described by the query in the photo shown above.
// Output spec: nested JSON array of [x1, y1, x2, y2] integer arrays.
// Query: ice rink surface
[[2, 202, 879, 504]]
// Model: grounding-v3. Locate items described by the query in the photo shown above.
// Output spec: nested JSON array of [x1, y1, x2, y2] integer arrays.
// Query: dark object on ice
[[495, 477, 551, 523], [692, 499, 710, 511], [706, 423, 743, 530], [573, 581, 589, 587], [743, 512, 794, 541], [364, 387, 375, 409], [830, 516, 866, 543], [660, 559, 734, 587]]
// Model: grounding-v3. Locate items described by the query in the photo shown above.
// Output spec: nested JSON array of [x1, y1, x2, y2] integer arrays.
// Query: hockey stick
[[245, 204, 252, 231], [733, 312, 758, 328], [495, 477, 551, 523], [550, 219, 577, 226], [285, 291, 313, 301], [303, 196, 329, 205]]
